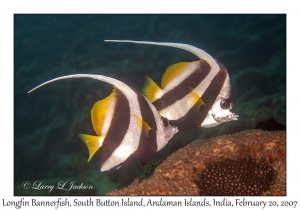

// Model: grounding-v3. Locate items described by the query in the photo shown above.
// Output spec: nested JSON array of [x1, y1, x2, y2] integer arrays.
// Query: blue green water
[[14, 14, 286, 195]]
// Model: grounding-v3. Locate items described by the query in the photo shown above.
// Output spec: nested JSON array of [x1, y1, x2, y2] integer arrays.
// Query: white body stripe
[[218, 73, 231, 99], [101, 97, 116, 135]]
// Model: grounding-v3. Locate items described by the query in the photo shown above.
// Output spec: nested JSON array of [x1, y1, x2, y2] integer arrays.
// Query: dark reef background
[[14, 14, 286, 195]]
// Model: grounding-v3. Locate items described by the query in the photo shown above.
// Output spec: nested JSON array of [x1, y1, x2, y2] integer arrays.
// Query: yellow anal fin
[[91, 86, 117, 136], [161, 62, 190, 89], [142, 76, 161, 103], [133, 114, 152, 138], [189, 88, 206, 113], [78, 134, 102, 162]]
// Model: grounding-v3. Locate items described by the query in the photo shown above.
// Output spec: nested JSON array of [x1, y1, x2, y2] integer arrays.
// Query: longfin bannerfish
[[28, 74, 178, 171], [105, 40, 239, 131]]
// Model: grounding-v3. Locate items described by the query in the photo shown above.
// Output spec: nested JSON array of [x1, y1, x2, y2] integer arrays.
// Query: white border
[[1, 1, 299, 209]]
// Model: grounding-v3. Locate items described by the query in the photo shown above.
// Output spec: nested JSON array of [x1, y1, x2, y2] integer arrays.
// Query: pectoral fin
[[133, 114, 152, 138], [189, 88, 205, 113]]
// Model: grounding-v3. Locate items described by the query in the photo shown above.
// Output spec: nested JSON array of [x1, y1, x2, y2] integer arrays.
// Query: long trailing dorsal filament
[[28, 74, 126, 94], [104, 39, 219, 70]]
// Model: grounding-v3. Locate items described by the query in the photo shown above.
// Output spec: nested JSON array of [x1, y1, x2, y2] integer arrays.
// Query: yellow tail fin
[[78, 134, 102, 162], [142, 76, 161, 103]]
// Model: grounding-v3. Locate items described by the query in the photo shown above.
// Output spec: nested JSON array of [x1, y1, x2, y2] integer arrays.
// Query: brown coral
[[107, 129, 286, 196]]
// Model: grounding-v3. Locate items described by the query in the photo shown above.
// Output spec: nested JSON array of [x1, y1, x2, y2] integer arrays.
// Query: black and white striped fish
[[28, 74, 178, 171], [105, 40, 239, 131]]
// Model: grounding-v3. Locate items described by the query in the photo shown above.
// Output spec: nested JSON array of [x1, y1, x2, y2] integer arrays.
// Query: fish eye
[[220, 100, 230, 109], [161, 117, 169, 127]]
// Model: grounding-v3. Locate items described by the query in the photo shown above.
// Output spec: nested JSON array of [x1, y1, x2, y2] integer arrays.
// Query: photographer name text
[[22, 181, 93, 193]]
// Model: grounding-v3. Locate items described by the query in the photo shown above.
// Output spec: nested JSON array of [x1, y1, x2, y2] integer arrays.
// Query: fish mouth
[[170, 124, 179, 133], [173, 127, 179, 134], [231, 113, 239, 121]]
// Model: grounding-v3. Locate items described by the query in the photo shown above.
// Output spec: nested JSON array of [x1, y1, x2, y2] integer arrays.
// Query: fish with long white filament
[[28, 74, 178, 171], [105, 40, 239, 131]]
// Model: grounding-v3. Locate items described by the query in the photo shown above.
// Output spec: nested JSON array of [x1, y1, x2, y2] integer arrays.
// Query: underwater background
[[14, 14, 286, 195]]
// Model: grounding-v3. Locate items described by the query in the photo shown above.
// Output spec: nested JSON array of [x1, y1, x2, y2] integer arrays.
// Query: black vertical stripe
[[99, 88, 130, 169], [171, 61, 228, 131], [134, 90, 157, 164], [153, 60, 211, 112]]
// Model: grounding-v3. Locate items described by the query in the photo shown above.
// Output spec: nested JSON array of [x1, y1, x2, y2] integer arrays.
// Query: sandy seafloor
[[14, 14, 286, 195]]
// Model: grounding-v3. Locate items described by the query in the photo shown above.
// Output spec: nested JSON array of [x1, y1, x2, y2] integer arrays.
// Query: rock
[[107, 129, 286, 196]]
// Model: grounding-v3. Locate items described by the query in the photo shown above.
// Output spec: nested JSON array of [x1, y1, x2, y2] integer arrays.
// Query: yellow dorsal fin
[[78, 134, 102, 162], [142, 76, 161, 103], [91, 86, 117, 136], [133, 114, 152, 138], [161, 62, 190, 89], [189, 87, 206, 113]]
